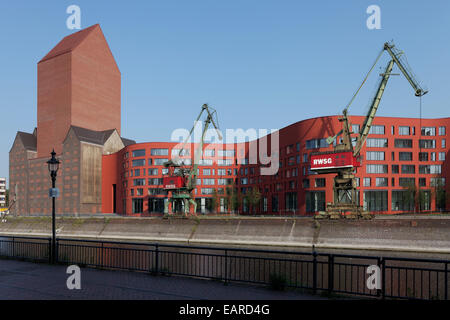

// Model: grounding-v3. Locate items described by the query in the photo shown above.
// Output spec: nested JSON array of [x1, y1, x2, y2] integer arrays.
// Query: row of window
[[127, 148, 238, 158], [366, 164, 442, 174]]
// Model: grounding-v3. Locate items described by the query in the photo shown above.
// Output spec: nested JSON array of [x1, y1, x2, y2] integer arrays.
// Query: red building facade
[[102, 115, 450, 216]]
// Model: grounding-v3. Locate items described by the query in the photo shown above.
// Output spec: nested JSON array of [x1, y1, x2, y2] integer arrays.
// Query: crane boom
[[384, 42, 427, 97], [353, 42, 428, 156], [353, 59, 394, 156]]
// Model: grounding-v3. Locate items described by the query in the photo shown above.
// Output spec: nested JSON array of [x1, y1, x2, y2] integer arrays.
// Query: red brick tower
[[37, 24, 121, 157]]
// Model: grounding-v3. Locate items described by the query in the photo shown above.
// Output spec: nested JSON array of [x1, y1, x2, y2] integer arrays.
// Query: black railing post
[[328, 254, 334, 294], [154, 243, 159, 275], [12, 236, 15, 257], [48, 238, 52, 263], [377, 257, 385, 299], [313, 250, 318, 295], [445, 262, 448, 300], [101, 242, 104, 267], [224, 249, 228, 285], [55, 238, 58, 264]]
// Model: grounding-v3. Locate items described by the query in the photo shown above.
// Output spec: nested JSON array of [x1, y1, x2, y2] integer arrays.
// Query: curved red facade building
[[102, 115, 450, 216]]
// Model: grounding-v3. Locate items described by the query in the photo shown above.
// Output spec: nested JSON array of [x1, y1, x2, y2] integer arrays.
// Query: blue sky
[[0, 1, 449, 184]]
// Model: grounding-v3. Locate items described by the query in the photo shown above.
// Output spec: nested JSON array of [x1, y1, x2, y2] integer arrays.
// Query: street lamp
[[47, 149, 60, 263]]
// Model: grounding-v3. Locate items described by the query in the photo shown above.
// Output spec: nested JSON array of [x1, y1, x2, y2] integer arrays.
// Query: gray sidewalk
[[0, 259, 322, 300]]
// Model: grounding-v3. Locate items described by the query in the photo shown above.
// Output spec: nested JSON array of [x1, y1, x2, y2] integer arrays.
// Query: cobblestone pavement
[[0, 259, 323, 300]]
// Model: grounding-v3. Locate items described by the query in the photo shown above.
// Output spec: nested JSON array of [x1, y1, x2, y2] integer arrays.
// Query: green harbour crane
[[163, 104, 222, 216], [311, 41, 428, 219]]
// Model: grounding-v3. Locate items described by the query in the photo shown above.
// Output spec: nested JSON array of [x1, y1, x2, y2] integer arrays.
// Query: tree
[[5, 189, 9, 208], [431, 177, 448, 212], [225, 182, 241, 214], [403, 182, 419, 213], [246, 187, 262, 214], [210, 189, 219, 214]]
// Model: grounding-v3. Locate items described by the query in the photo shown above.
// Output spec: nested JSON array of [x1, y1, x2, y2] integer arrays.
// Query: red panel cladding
[[163, 176, 185, 189]]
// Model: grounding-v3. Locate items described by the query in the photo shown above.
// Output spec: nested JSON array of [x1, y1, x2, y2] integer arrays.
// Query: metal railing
[[0, 235, 448, 300]]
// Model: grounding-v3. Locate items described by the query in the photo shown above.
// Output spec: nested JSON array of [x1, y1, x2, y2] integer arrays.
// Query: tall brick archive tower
[[9, 24, 134, 216]]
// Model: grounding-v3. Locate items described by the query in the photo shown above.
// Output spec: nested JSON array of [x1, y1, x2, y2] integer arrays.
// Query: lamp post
[[47, 149, 60, 263]]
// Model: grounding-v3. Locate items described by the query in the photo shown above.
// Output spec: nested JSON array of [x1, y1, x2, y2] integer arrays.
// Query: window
[[203, 169, 212, 176], [355, 178, 360, 187], [134, 169, 141, 176], [217, 159, 233, 166], [395, 139, 413, 148], [218, 179, 227, 185], [352, 124, 360, 134], [203, 178, 215, 185], [419, 178, 426, 187], [217, 169, 226, 176], [431, 178, 445, 187], [136, 188, 144, 196], [171, 148, 190, 156], [392, 191, 414, 211], [286, 145, 293, 154], [367, 138, 388, 148], [376, 178, 388, 187], [218, 150, 235, 157], [306, 139, 328, 149], [204, 149, 215, 157], [419, 140, 435, 149], [315, 178, 326, 187], [431, 152, 436, 161], [439, 126, 446, 136], [154, 158, 168, 165], [133, 179, 145, 186], [132, 159, 146, 167], [419, 152, 428, 161], [151, 148, 168, 156], [391, 126, 395, 135], [302, 179, 310, 188], [399, 126, 410, 135], [285, 192, 297, 211], [198, 159, 213, 166], [132, 198, 143, 213], [148, 178, 163, 185], [363, 191, 388, 212], [162, 168, 169, 175], [442, 139, 446, 148], [363, 178, 371, 187], [399, 152, 413, 161], [439, 152, 446, 161], [399, 178, 415, 187], [369, 125, 385, 135], [132, 149, 145, 157], [366, 164, 388, 174], [296, 142, 300, 152], [201, 188, 214, 195], [272, 195, 279, 212], [305, 191, 325, 212], [148, 168, 158, 175], [419, 165, 441, 174], [366, 151, 385, 161], [302, 154, 308, 163], [421, 127, 435, 136], [401, 165, 415, 174]]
